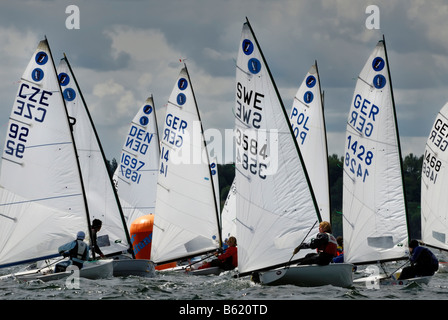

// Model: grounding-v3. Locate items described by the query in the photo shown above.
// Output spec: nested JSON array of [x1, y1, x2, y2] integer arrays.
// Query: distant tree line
[[106, 153, 423, 240]]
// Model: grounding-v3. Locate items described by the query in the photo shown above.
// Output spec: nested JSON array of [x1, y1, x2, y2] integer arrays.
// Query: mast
[[315, 61, 331, 225], [382, 35, 411, 242], [62, 54, 135, 258], [46, 39, 95, 258]]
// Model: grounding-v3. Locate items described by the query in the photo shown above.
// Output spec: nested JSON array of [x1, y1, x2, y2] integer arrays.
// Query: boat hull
[[259, 263, 354, 288], [187, 266, 223, 276], [157, 265, 224, 276], [13, 259, 113, 282], [354, 274, 432, 287], [112, 258, 155, 277]]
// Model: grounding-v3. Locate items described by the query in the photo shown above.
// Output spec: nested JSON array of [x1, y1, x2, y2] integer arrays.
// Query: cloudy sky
[[0, 0, 447, 164]]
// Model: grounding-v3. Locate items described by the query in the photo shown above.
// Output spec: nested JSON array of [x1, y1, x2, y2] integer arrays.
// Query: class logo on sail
[[372, 56, 386, 89]]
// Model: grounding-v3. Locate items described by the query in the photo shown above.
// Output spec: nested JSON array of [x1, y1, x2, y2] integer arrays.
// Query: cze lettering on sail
[[5, 83, 53, 160]]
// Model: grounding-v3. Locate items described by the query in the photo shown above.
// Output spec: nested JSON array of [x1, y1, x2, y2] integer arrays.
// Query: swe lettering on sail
[[5, 83, 53, 159], [235, 82, 272, 179], [235, 82, 263, 129]]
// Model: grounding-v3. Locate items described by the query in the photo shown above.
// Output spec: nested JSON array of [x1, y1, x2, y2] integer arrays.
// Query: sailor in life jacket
[[55, 231, 90, 273], [293, 221, 338, 266]]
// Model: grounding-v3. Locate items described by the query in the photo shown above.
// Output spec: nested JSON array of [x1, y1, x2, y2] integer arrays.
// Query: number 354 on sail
[[235, 128, 276, 179]]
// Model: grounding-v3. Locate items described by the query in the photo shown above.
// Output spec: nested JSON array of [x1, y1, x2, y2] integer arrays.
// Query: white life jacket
[[71, 240, 88, 264]]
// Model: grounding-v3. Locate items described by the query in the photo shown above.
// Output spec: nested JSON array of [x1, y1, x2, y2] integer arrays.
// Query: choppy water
[[1, 263, 447, 317]]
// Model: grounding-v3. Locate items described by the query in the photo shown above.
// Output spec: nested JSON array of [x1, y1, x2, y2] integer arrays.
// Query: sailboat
[[57, 56, 154, 277], [150, 64, 223, 275], [0, 39, 112, 282], [288, 62, 330, 223], [420, 102, 448, 267], [233, 18, 353, 287], [342, 37, 428, 286]]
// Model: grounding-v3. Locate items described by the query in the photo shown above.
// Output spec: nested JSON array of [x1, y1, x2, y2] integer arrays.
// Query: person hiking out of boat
[[91, 219, 105, 259], [55, 231, 90, 272], [198, 236, 238, 271], [332, 236, 344, 263], [397, 239, 439, 280], [293, 221, 337, 266]]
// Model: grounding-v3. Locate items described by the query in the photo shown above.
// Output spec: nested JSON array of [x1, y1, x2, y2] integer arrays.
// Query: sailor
[[91, 219, 105, 258], [198, 236, 238, 271], [398, 239, 439, 280], [293, 221, 337, 266], [332, 236, 344, 263], [55, 231, 90, 272]]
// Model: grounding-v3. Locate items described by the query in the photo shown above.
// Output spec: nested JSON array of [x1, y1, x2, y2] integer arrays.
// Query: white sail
[[0, 39, 88, 267], [235, 20, 320, 274], [57, 56, 130, 254], [421, 102, 448, 251], [113, 96, 160, 228], [221, 178, 237, 241], [342, 39, 408, 264], [151, 66, 221, 264], [288, 63, 330, 222]]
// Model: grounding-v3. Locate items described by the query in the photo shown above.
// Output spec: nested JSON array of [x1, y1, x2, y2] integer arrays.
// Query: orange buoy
[[130, 214, 177, 270], [130, 214, 154, 260]]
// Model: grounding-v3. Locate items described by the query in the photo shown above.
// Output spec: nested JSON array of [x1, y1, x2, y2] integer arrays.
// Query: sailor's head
[[92, 219, 102, 231], [409, 239, 419, 251], [76, 231, 85, 240], [319, 221, 332, 233]]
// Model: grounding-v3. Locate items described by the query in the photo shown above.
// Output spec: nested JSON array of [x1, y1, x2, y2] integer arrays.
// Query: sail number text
[[345, 135, 373, 182], [428, 117, 448, 152], [235, 82, 270, 180], [235, 128, 268, 180], [348, 94, 379, 137], [159, 113, 188, 178], [119, 125, 154, 184], [5, 83, 53, 159], [423, 149, 441, 184]]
